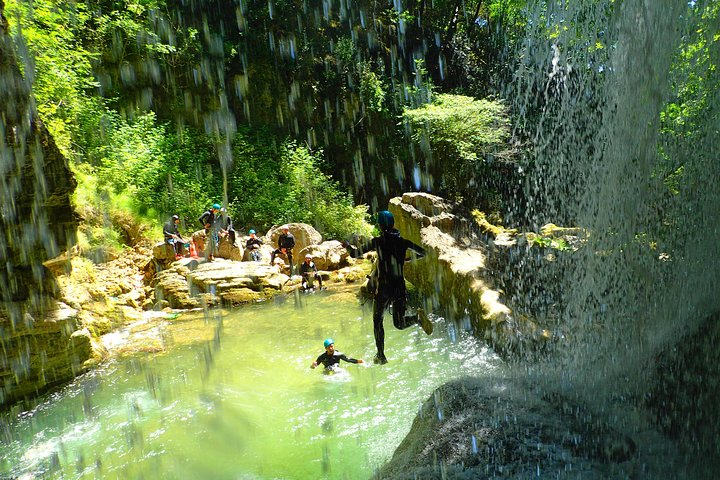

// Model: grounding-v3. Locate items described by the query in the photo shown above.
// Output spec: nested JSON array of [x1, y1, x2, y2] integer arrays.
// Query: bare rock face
[[298, 240, 352, 271], [390, 193, 550, 355], [265, 223, 322, 264], [154, 259, 289, 308], [1, 7, 87, 407], [375, 377, 639, 479]]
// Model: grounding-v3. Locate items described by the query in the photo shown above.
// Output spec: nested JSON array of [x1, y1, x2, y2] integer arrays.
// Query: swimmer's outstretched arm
[[340, 354, 364, 364]]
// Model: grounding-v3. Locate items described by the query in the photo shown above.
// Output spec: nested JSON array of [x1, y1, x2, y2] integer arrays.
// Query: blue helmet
[[377, 210, 394, 229], [249, 229, 256, 234], [212, 203, 221, 210], [323, 338, 334, 348]]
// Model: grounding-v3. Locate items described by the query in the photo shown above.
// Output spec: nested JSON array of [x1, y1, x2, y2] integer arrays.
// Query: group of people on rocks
[[165, 205, 433, 366], [162, 207, 321, 289]]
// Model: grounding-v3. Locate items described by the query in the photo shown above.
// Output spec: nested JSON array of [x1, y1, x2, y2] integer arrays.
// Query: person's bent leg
[[316, 273, 323, 290], [391, 295, 416, 330]]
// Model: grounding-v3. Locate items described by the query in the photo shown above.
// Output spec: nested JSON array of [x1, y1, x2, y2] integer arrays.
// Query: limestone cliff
[[1, 3, 89, 407], [389, 193, 550, 356]]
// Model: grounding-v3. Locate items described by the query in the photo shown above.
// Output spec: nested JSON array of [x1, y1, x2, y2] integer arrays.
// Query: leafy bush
[[402, 93, 513, 209]]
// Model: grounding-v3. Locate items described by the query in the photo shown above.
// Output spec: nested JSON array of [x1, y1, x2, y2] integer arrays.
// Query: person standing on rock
[[199, 203, 223, 261], [344, 210, 432, 365], [219, 207, 236, 245], [163, 214, 186, 259], [245, 229, 263, 261], [270, 225, 296, 275]]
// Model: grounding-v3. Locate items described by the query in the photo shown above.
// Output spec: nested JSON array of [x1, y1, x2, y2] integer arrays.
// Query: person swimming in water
[[310, 338, 364, 372]]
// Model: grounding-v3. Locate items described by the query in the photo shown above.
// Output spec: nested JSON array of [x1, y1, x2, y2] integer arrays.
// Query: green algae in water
[[0, 292, 499, 479]]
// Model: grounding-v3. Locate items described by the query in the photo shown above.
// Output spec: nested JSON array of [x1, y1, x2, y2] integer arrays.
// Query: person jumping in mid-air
[[311, 338, 363, 372], [344, 210, 432, 365]]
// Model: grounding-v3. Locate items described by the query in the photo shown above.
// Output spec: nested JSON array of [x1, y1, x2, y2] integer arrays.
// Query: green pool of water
[[1, 291, 499, 479]]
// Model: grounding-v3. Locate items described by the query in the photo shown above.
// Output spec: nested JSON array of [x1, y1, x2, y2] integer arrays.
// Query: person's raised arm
[[342, 237, 374, 258], [405, 238, 426, 259]]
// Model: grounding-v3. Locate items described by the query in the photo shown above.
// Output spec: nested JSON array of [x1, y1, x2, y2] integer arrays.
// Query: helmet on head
[[249, 229, 256, 234], [305, 254, 312, 259], [323, 338, 334, 348], [377, 210, 394, 229], [281, 225, 290, 231], [171, 215, 179, 221], [212, 203, 221, 210]]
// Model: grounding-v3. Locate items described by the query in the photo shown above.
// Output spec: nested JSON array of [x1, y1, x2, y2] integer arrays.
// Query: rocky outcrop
[[190, 230, 243, 261], [298, 240, 353, 270], [265, 223, 322, 265], [390, 193, 550, 355], [1, 5, 88, 407], [375, 376, 640, 479], [154, 258, 291, 308]]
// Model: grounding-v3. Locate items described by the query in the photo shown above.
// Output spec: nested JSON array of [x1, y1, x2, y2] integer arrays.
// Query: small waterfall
[[507, 0, 720, 460]]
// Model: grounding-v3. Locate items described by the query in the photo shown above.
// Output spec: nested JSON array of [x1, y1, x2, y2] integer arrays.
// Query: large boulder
[[154, 258, 290, 308], [375, 376, 640, 479], [0, 303, 93, 405], [390, 193, 550, 355], [190, 230, 243, 261], [298, 240, 352, 271], [265, 223, 322, 265]]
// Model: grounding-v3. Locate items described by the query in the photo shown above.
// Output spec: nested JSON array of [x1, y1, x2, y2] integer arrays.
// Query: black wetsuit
[[315, 351, 360, 370], [245, 236, 263, 250], [221, 213, 236, 244], [271, 231, 296, 273], [163, 220, 184, 255], [352, 228, 426, 361], [198, 210, 223, 257]]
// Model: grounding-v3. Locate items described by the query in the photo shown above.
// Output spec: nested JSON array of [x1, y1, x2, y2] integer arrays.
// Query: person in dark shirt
[[220, 208, 236, 245], [300, 254, 323, 290], [199, 203, 222, 260], [245, 229, 263, 261], [344, 210, 432, 365], [163, 215, 185, 258], [270, 225, 296, 274], [310, 338, 363, 372]]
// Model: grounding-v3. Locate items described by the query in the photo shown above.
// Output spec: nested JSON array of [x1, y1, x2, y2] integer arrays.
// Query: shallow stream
[[1, 290, 500, 479]]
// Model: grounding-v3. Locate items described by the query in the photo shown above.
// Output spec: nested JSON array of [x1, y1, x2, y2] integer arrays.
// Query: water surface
[[1, 291, 499, 479]]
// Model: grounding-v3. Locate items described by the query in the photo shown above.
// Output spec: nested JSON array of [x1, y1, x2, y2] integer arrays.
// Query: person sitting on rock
[[300, 253, 323, 291], [270, 225, 296, 274], [245, 229, 263, 261], [310, 338, 363, 373], [163, 214, 186, 259], [343, 210, 432, 365], [199, 203, 223, 261]]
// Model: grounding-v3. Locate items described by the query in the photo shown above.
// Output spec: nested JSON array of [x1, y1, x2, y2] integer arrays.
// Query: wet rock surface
[[375, 377, 651, 480], [391, 193, 551, 357]]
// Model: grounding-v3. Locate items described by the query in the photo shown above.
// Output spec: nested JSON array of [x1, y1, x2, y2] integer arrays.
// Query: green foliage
[[402, 93, 512, 203], [359, 63, 386, 113], [229, 130, 372, 239]]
